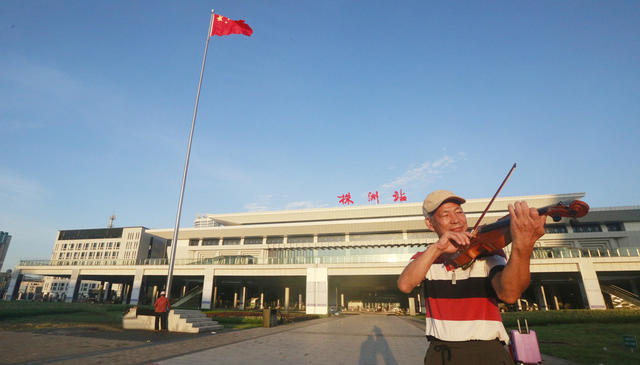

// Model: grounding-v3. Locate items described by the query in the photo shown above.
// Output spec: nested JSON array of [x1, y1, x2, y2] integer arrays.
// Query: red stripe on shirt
[[425, 297, 502, 321]]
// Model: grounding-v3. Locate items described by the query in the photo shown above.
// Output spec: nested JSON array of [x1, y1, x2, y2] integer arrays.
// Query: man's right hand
[[434, 231, 471, 254]]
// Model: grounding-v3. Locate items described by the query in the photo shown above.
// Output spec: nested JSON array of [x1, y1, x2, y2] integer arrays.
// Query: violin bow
[[470, 163, 517, 237]]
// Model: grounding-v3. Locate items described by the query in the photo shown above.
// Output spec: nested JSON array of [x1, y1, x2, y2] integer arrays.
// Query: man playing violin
[[397, 190, 546, 365]]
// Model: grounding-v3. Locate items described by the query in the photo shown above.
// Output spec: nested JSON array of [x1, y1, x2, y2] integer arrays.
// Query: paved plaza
[[0, 314, 578, 364], [158, 314, 426, 365]]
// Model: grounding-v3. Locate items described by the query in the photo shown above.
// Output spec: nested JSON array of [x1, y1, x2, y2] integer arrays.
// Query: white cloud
[[243, 202, 268, 212], [284, 201, 328, 210], [382, 153, 466, 189]]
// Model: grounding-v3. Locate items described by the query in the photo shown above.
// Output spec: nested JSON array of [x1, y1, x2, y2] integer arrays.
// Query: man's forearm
[[397, 244, 441, 293], [493, 244, 533, 303]]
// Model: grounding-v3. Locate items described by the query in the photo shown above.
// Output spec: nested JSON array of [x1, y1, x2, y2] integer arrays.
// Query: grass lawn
[[502, 309, 640, 365], [0, 301, 126, 331], [527, 322, 640, 365]]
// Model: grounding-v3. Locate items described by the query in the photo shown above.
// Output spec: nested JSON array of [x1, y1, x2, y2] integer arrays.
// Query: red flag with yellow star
[[210, 14, 253, 36]]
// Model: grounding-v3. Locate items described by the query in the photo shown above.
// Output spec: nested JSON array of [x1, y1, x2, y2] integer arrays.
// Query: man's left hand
[[508, 201, 546, 254]]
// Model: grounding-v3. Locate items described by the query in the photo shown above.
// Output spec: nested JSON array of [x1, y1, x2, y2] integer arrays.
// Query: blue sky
[[1, 1, 639, 269]]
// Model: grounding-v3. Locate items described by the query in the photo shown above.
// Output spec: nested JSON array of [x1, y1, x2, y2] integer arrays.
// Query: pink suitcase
[[510, 319, 543, 365]]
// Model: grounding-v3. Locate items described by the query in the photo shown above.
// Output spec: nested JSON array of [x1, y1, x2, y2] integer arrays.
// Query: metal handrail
[[18, 247, 640, 267]]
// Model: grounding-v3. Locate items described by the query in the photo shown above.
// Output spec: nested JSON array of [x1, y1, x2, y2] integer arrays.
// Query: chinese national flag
[[211, 14, 253, 37]]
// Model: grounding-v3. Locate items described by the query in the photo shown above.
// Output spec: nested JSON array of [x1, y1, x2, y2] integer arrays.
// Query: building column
[[240, 286, 246, 310], [299, 293, 303, 310], [152, 285, 158, 303], [577, 259, 606, 310], [3, 270, 22, 301], [408, 297, 416, 316], [201, 268, 215, 310], [213, 286, 218, 309], [535, 285, 549, 311], [306, 267, 328, 315], [284, 287, 290, 310], [340, 293, 344, 308], [103, 282, 111, 302], [65, 269, 80, 303], [260, 292, 264, 309], [129, 268, 144, 306], [233, 292, 238, 308], [105, 282, 113, 301]]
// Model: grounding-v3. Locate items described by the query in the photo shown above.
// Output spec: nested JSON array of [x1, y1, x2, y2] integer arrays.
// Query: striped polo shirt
[[420, 254, 509, 343]]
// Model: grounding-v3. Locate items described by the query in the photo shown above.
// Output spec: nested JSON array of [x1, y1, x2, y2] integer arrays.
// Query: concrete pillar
[[535, 285, 549, 311], [65, 269, 80, 303], [3, 270, 22, 301], [129, 268, 144, 306], [554, 295, 560, 310], [408, 297, 416, 316], [104, 282, 111, 302], [106, 282, 113, 301], [306, 267, 328, 315], [152, 285, 158, 303], [340, 293, 344, 308], [213, 286, 218, 309], [577, 259, 606, 309], [299, 293, 303, 310], [182, 285, 187, 297], [233, 292, 238, 308], [417, 294, 422, 313], [260, 292, 264, 309], [240, 286, 246, 310], [201, 268, 215, 309], [284, 287, 290, 310]]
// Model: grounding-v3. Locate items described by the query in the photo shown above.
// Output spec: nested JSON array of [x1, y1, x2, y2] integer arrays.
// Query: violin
[[442, 199, 590, 269]]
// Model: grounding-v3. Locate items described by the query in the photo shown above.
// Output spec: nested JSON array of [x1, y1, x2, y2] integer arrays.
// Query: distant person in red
[[154, 291, 170, 332]]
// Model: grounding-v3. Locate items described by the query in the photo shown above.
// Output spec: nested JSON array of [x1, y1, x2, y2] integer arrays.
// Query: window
[[66, 252, 71, 258], [287, 235, 314, 244], [572, 223, 602, 233], [244, 237, 263, 245], [58, 253, 64, 259], [68, 243, 74, 250], [318, 234, 345, 243], [189, 239, 200, 246], [62, 244, 67, 250], [88, 252, 94, 258], [107, 242, 113, 248], [605, 222, 624, 232], [202, 238, 220, 246], [350, 232, 403, 242], [73, 252, 79, 259], [96, 252, 102, 259], [92, 242, 98, 249], [99, 242, 105, 248], [545, 224, 568, 234], [80, 252, 86, 258], [222, 237, 241, 245], [266, 236, 284, 244], [83, 243, 89, 250], [114, 242, 120, 248]]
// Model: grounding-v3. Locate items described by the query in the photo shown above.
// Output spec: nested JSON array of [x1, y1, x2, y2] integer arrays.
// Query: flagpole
[[166, 9, 215, 301]]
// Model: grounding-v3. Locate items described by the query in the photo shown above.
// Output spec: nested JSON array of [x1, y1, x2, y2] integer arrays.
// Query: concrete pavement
[[0, 314, 579, 364]]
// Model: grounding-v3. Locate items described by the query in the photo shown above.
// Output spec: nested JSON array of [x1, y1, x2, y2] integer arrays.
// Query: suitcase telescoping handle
[[516, 319, 530, 334]]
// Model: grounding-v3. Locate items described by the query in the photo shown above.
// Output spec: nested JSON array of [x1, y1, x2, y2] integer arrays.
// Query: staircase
[[171, 286, 203, 308], [601, 284, 640, 308], [169, 309, 224, 333]]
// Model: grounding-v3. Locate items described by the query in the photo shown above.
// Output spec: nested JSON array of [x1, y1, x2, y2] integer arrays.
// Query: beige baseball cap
[[422, 190, 466, 216]]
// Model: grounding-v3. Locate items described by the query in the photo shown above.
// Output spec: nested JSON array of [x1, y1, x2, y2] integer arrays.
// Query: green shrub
[[501, 309, 640, 327]]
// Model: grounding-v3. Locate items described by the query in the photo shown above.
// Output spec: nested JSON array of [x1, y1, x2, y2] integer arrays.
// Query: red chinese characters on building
[[338, 193, 354, 205], [368, 191, 379, 204], [393, 189, 407, 202]]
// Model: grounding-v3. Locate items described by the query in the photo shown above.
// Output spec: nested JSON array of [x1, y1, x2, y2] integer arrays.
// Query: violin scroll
[[545, 200, 589, 222]]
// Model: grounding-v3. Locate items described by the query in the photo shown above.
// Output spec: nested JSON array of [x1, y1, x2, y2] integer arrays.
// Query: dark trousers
[[155, 311, 168, 331], [425, 338, 514, 365]]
